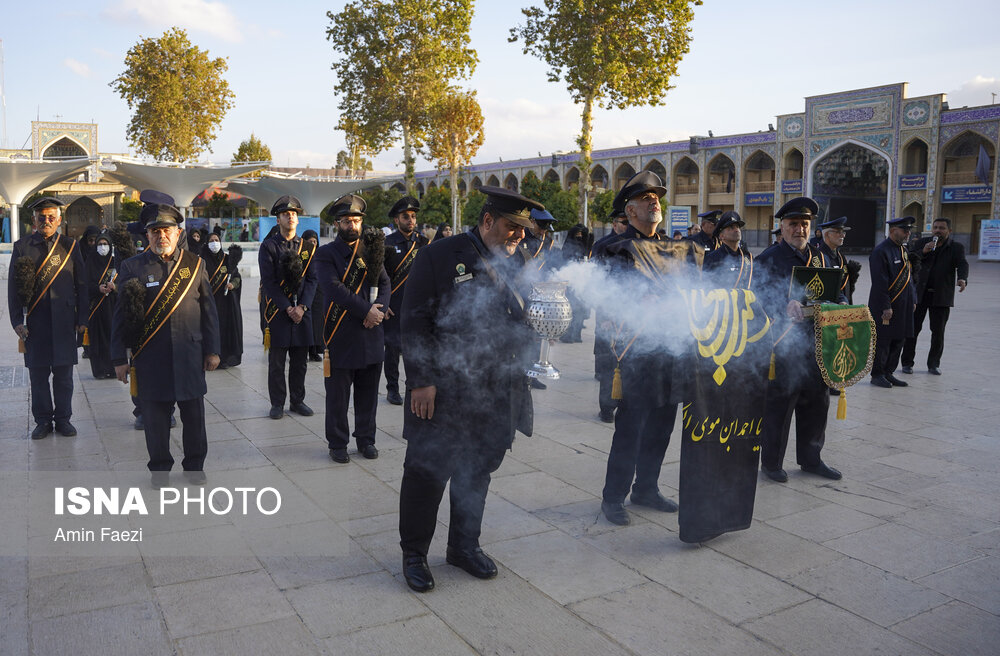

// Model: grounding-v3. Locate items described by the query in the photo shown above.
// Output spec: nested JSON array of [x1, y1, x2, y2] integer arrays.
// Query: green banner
[[813, 304, 876, 389]]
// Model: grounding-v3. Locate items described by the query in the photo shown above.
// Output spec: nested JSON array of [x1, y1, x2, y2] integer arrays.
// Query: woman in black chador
[[200, 229, 244, 368], [84, 231, 117, 378]]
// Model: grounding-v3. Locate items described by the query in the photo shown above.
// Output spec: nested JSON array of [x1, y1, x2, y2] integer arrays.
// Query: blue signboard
[[257, 215, 323, 241], [745, 192, 774, 206], [781, 179, 803, 194], [941, 186, 993, 203], [668, 206, 690, 236], [898, 174, 926, 190]]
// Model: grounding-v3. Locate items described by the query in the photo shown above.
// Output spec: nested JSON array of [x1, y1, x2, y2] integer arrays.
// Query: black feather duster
[[109, 222, 135, 259], [121, 278, 146, 352], [227, 244, 243, 268], [361, 226, 385, 291], [278, 248, 304, 300], [13, 255, 36, 311]]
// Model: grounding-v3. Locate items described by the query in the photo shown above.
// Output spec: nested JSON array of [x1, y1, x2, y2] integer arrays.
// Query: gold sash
[[88, 258, 116, 321], [390, 241, 418, 295], [28, 237, 76, 315], [323, 239, 367, 345], [133, 252, 202, 360]]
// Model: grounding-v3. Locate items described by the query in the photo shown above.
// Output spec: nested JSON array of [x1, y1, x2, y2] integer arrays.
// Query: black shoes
[[801, 461, 842, 480], [54, 421, 77, 437], [446, 547, 497, 579], [386, 389, 403, 405], [929, 367, 942, 375], [870, 375, 892, 388], [289, 402, 313, 417], [402, 554, 435, 592], [150, 472, 170, 489], [901, 365, 913, 374], [360, 444, 379, 460], [601, 501, 630, 525], [308, 352, 323, 362], [170, 414, 177, 428], [529, 378, 547, 390], [330, 448, 350, 463], [885, 374, 908, 387], [134, 415, 144, 431], [829, 387, 841, 396], [630, 490, 678, 513], [763, 467, 788, 483], [31, 423, 52, 440], [599, 409, 614, 423], [183, 470, 207, 485], [269, 405, 284, 420]]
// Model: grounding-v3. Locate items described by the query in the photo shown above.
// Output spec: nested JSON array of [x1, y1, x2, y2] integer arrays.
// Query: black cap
[[819, 216, 851, 231], [613, 171, 666, 209], [388, 196, 420, 218], [530, 207, 557, 231], [697, 210, 722, 223], [143, 204, 184, 229], [329, 193, 366, 218], [478, 186, 544, 229], [887, 216, 916, 229], [715, 210, 745, 233], [139, 189, 176, 206], [775, 196, 819, 220], [28, 196, 64, 211], [271, 195, 306, 216], [771, 226, 782, 236], [302, 229, 319, 241]]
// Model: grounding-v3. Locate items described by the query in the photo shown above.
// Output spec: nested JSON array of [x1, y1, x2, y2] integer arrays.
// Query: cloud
[[947, 76, 999, 108], [91, 47, 116, 59], [64, 58, 92, 78], [103, 0, 244, 43]]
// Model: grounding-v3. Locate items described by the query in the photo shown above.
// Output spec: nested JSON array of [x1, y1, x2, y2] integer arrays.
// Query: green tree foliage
[[232, 133, 272, 163], [119, 196, 142, 223], [330, 186, 403, 229], [519, 171, 578, 231], [111, 28, 235, 162], [588, 188, 615, 225], [418, 186, 452, 227], [206, 191, 235, 217], [424, 87, 485, 228], [510, 0, 700, 223], [336, 116, 376, 173], [461, 189, 486, 226], [335, 150, 373, 172], [327, 0, 478, 194]]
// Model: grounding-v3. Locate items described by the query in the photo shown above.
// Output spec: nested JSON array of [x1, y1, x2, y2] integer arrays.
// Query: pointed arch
[[486, 174, 500, 187], [613, 162, 636, 190], [543, 168, 560, 185], [390, 182, 407, 193], [642, 158, 666, 181], [41, 135, 90, 158], [565, 166, 580, 189], [902, 137, 929, 175], [784, 147, 803, 180], [901, 200, 924, 225], [503, 172, 518, 191], [416, 182, 425, 196], [673, 156, 699, 196], [940, 130, 995, 186], [427, 180, 438, 191], [590, 164, 609, 191], [457, 178, 468, 195], [471, 176, 483, 190], [744, 150, 775, 192]]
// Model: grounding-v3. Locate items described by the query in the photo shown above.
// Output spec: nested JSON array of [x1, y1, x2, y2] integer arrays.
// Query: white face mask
[[97, 244, 110, 257], [208, 241, 222, 253]]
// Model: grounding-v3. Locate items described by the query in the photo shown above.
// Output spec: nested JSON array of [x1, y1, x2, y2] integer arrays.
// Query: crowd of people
[[8, 176, 969, 591]]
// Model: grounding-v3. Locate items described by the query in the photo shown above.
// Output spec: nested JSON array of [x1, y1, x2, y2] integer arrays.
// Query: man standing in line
[[592, 205, 629, 423], [902, 217, 968, 375], [8, 197, 87, 439], [111, 201, 219, 486], [382, 196, 428, 406], [702, 210, 753, 289], [688, 210, 720, 252], [869, 216, 918, 388], [259, 196, 318, 419], [315, 194, 389, 463], [814, 216, 852, 301]]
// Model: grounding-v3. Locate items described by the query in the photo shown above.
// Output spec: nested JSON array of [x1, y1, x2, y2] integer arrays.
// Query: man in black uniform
[[753, 197, 843, 483], [599, 171, 681, 526], [868, 216, 918, 388], [689, 210, 720, 252], [382, 195, 428, 405], [815, 216, 852, 300], [8, 197, 87, 439], [521, 207, 557, 270], [111, 201, 220, 486], [902, 217, 968, 375], [592, 205, 629, 422], [702, 210, 753, 289], [259, 195, 318, 419], [315, 194, 390, 463], [397, 186, 539, 593]]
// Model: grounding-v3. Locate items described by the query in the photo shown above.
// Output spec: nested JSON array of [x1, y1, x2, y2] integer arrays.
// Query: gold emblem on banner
[[357, 258, 367, 269], [221, 266, 228, 273], [806, 273, 825, 300], [50, 254, 62, 267], [686, 289, 771, 386], [811, 256, 822, 267], [832, 340, 857, 380], [179, 267, 191, 279]]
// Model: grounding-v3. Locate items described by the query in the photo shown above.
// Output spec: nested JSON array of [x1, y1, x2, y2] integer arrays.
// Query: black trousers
[[902, 302, 950, 368], [595, 349, 619, 414], [29, 365, 73, 425], [872, 338, 905, 377], [760, 371, 828, 471], [383, 342, 401, 393], [602, 399, 677, 503], [324, 361, 382, 450], [267, 346, 308, 407], [141, 397, 207, 471], [399, 438, 506, 556]]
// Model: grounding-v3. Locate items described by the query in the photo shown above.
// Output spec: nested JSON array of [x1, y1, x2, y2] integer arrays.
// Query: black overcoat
[[382, 229, 428, 349], [200, 248, 243, 366], [8, 232, 88, 368], [868, 237, 916, 341], [257, 231, 318, 348], [314, 235, 390, 369], [703, 243, 753, 289], [84, 250, 116, 377], [908, 237, 969, 307]]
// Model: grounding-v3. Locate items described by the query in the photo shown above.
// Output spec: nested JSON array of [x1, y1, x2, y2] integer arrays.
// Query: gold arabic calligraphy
[[686, 288, 771, 386]]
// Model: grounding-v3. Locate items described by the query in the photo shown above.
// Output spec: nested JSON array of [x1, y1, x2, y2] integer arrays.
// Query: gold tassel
[[611, 366, 623, 400], [129, 366, 138, 397], [836, 388, 847, 420], [82, 328, 90, 346], [263, 327, 271, 351], [323, 348, 331, 378], [768, 352, 776, 380], [18, 337, 26, 354]]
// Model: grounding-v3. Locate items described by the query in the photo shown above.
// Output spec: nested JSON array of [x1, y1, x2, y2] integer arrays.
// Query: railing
[[674, 184, 699, 194], [744, 180, 775, 192], [708, 183, 734, 194], [942, 171, 993, 185]]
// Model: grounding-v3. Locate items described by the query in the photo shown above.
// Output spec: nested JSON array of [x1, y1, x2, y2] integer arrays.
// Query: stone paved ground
[[1, 259, 998, 656]]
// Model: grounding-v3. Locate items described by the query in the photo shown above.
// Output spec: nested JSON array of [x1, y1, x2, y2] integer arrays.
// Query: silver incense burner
[[525, 281, 573, 379]]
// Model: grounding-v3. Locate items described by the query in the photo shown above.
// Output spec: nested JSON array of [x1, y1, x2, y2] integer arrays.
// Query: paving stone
[[0, 591, 29, 656], [892, 505, 998, 541], [139, 524, 260, 586], [477, 494, 553, 546], [743, 598, 936, 656], [570, 582, 779, 656], [766, 502, 885, 543], [489, 470, 595, 512], [176, 616, 322, 656], [288, 466, 399, 521], [750, 479, 827, 521], [532, 499, 633, 538], [28, 562, 151, 619], [708, 522, 842, 579], [323, 613, 477, 656], [155, 569, 294, 638], [917, 556, 1000, 615], [892, 601, 1000, 656], [30, 601, 170, 656]]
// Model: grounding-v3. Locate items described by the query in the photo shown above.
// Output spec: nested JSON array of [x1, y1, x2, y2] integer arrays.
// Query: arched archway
[[486, 174, 500, 187], [503, 173, 518, 191], [809, 140, 892, 249], [940, 131, 995, 186], [902, 138, 929, 175], [41, 136, 89, 159], [390, 182, 406, 193], [901, 200, 924, 226], [427, 180, 438, 191], [457, 178, 467, 195], [743, 150, 775, 191], [939, 131, 995, 246], [565, 167, 580, 190], [673, 157, 699, 197], [643, 159, 666, 182], [708, 154, 736, 193], [784, 148, 803, 181], [590, 165, 608, 191], [543, 168, 560, 185], [613, 162, 636, 190], [471, 176, 483, 190], [64, 197, 102, 238], [743, 151, 777, 246], [416, 182, 425, 196]]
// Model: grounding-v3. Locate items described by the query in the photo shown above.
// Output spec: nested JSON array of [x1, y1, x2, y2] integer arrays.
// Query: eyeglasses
[[34, 214, 60, 223]]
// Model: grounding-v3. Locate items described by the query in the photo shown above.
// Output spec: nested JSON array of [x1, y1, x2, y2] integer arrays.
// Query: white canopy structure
[[100, 157, 270, 211], [227, 172, 399, 216], [0, 158, 93, 242]]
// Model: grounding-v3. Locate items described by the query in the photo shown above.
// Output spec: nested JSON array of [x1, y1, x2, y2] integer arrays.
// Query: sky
[[2, 0, 999, 174]]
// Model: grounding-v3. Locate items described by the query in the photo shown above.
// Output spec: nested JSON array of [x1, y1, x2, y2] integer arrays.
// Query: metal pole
[[10, 204, 19, 242]]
